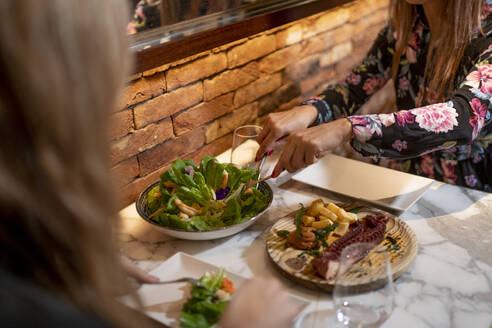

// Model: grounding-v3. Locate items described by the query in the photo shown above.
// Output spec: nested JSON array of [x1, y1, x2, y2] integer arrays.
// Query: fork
[[143, 277, 202, 287]]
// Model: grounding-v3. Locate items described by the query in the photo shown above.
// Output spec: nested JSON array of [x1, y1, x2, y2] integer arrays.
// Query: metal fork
[[143, 277, 202, 287]]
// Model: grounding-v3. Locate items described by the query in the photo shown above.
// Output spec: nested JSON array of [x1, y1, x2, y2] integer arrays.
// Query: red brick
[[137, 127, 205, 176], [204, 62, 259, 101], [166, 53, 228, 90], [233, 73, 282, 108], [300, 67, 337, 96], [174, 93, 234, 136], [109, 109, 133, 141], [303, 7, 350, 39], [118, 74, 166, 109], [134, 82, 203, 129], [258, 83, 301, 116], [284, 55, 320, 81], [319, 41, 353, 67], [143, 63, 170, 77], [110, 118, 174, 165], [299, 24, 354, 57], [111, 156, 139, 188], [276, 24, 303, 48], [351, 8, 388, 36], [259, 44, 301, 74], [190, 133, 234, 164], [349, 0, 389, 23], [117, 164, 170, 208], [277, 97, 302, 112], [205, 102, 259, 143], [227, 35, 277, 68]]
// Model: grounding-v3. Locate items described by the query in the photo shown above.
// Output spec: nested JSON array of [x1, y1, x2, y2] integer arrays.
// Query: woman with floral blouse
[[256, 0, 492, 191]]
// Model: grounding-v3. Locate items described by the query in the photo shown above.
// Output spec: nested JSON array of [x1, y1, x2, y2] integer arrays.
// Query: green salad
[[180, 269, 234, 328], [146, 156, 269, 231]]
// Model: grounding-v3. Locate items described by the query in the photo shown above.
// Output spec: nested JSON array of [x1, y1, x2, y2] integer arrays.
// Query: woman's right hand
[[255, 105, 318, 160], [219, 277, 300, 328]]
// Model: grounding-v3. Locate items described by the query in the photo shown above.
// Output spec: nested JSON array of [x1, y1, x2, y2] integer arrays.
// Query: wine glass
[[333, 242, 394, 328], [230, 125, 262, 168]]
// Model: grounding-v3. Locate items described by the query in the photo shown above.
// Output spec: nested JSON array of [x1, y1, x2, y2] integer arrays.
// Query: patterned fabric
[[308, 4, 492, 191]]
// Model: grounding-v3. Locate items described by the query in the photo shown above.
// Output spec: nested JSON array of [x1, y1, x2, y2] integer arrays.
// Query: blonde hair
[[390, 0, 484, 101], [0, 0, 142, 326]]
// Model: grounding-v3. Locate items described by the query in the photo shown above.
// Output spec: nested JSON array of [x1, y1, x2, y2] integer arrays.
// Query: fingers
[[256, 123, 269, 145], [291, 139, 306, 172], [256, 129, 279, 161], [120, 255, 159, 283], [273, 139, 296, 176], [305, 144, 318, 165]]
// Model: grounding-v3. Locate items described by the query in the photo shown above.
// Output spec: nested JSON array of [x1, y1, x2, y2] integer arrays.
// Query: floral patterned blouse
[[306, 3, 492, 192]]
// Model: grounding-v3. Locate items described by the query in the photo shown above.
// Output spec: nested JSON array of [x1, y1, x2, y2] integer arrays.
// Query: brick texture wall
[[111, 0, 395, 207]]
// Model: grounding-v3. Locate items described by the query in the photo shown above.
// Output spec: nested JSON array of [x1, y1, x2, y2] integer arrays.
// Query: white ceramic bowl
[[135, 180, 273, 240]]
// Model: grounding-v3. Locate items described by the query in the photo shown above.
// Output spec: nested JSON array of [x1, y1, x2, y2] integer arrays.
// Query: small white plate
[[122, 252, 308, 327], [292, 154, 434, 212]]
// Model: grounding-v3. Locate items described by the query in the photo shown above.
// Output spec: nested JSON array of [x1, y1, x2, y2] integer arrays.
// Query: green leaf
[[277, 230, 290, 238], [147, 185, 163, 214], [175, 186, 207, 206], [220, 198, 241, 224], [172, 159, 197, 188], [180, 312, 211, 328], [295, 204, 305, 238], [200, 269, 225, 291], [190, 216, 210, 231]]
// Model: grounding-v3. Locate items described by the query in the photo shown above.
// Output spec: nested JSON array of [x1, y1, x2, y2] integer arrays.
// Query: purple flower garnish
[[184, 165, 194, 177], [215, 187, 230, 200]]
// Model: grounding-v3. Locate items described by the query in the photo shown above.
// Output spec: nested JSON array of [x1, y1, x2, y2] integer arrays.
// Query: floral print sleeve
[[348, 46, 492, 159], [305, 26, 395, 125]]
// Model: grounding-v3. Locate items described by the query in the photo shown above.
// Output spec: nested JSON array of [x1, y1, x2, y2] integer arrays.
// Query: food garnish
[[146, 156, 269, 231], [276, 199, 390, 280], [181, 269, 234, 328]]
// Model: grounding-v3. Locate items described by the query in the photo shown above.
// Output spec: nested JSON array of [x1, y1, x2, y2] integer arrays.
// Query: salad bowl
[[136, 180, 273, 240]]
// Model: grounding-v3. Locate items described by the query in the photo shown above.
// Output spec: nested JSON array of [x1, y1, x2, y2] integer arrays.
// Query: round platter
[[266, 204, 418, 292], [136, 180, 273, 240]]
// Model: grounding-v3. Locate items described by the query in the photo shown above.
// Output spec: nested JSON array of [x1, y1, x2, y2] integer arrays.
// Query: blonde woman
[[257, 0, 492, 191], [0, 1, 298, 327]]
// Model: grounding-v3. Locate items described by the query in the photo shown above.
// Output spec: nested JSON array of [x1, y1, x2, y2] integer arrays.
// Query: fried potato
[[326, 202, 342, 216], [326, 232, 339, 246], [318, 216, 334, 224], [339, 211, 358, 223], [302, 215, 315, 226], [307, 199, 324, 216], [319, 207, 338, 221], [312, 220, 333, 230], [334, 221, 350, 236]]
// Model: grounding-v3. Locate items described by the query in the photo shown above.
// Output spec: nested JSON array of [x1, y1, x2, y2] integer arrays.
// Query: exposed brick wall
[[111, 0, 394, 207]]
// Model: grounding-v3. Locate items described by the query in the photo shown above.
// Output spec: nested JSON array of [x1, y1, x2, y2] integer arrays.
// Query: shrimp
[[174, 198, 202, 216]]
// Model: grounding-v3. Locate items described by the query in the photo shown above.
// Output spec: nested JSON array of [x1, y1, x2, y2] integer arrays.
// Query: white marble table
[[119, 157, 492, 328]]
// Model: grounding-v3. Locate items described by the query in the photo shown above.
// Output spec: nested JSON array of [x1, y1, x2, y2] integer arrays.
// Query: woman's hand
[[120, 254, 159, 284], [255, 105, 318, 160], [219, 277, 300, 328], [271, 118, 352, 177]]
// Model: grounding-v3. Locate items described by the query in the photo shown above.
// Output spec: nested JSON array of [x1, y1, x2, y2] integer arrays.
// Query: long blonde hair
[[0, 0, 142, 326], [390, 0, 484, 101]]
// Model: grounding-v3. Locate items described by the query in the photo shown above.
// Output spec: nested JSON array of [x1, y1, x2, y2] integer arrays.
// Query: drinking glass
[[230, 125, 262, 168], [333, 243, 394, 328]]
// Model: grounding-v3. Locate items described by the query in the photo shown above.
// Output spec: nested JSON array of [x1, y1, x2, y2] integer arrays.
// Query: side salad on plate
[[146, 156, 269, 231], [180, 269, 235, 328]]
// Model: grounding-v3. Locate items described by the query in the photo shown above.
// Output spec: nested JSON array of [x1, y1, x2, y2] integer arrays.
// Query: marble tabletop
[[118, 156, 492, 328]]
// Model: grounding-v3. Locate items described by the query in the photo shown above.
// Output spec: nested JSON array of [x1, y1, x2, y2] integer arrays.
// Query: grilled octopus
[[312, 213, 388, 280]]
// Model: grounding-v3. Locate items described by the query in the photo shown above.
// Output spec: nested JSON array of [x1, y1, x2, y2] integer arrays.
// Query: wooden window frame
[[131, 0, 354, 73]]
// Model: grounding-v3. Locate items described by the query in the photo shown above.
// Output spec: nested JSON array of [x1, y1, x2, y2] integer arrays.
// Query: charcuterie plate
[[266, 204, 418, 292]]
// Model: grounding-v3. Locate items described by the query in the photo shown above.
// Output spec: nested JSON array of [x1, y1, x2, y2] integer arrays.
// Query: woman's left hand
[[271, 118, 352, 177], [120, 254, 159, 284]]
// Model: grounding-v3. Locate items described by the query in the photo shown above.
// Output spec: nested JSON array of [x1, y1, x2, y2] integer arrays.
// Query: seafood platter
[[266, 199, 418, 292]]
